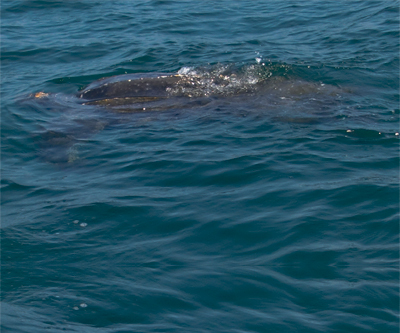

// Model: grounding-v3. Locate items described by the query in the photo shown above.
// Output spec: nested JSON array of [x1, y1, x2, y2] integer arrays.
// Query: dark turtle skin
[[79, 74, 181, 100], [78, 73, 210, 106]]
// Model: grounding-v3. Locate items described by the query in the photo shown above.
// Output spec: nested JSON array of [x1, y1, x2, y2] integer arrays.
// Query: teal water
[[1, 1, 399, 332]]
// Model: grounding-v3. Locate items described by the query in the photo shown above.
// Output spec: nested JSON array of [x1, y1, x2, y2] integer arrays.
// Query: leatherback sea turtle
[[31, 65, 344, 163]]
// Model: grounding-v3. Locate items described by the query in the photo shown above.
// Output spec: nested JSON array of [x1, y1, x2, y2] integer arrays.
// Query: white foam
[[178, 67, 196, 76]]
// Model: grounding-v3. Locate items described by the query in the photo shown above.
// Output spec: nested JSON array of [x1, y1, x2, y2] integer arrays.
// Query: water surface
[[1, 1, 399, 332]]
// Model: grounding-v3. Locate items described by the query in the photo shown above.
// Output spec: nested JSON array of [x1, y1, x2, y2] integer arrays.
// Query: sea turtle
[[31, 66, 345, 163]]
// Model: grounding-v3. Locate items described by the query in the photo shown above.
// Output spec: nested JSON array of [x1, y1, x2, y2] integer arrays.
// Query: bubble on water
[[73, 306, 79, 310], [80, 223, 87, 227], [80, 303, 87, 308], [73, 220, 79, 224], [346, 129, 353, 133]]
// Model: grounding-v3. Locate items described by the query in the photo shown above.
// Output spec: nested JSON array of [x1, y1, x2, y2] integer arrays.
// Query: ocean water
[[1, 1, 399, 332]]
